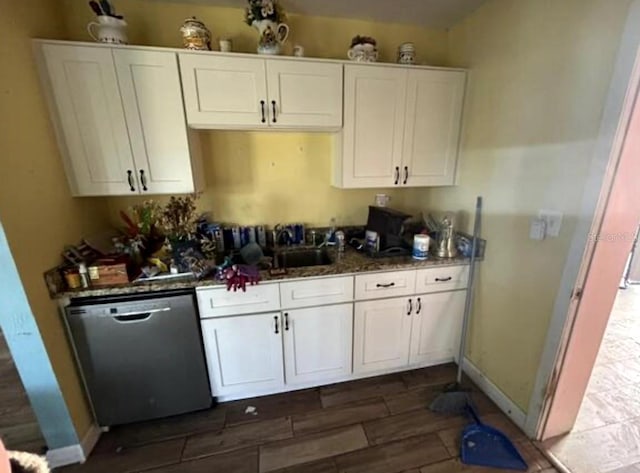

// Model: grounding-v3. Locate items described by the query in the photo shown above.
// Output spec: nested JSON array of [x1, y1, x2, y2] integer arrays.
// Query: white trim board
[[46, 424, 101, 468], [80, 423, 101, 459], [46, 444, 85, 468], [463, 357, 527, 429], [525, 0, 640, 439]]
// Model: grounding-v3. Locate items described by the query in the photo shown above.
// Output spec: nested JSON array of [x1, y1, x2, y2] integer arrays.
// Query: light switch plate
[[539, 210, 563, 237]]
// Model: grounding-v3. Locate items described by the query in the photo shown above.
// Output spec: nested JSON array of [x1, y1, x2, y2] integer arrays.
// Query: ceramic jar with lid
[[180, 17, 211, 51]]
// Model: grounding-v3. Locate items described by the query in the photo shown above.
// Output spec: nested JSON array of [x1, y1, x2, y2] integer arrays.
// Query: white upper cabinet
[[266, 59, 343, 128], [179, 53, 343, 130], [113, 49, 198, 194], [337, 65, 408, 188], [334, 64, 466, 189], [39, 44, 136, 195], [402, 69, 466, 187], [36, 41, 202, 196], [179, 54, 269, 128]]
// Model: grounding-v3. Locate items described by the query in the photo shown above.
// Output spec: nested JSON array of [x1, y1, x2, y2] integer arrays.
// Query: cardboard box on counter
[[88, 256, 133, 286]]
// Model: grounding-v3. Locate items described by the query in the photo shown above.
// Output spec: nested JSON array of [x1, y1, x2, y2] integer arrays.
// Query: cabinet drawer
[[197, 284, 280, 318], [415, 266, 469, 293], [355, 270, 416, 300], [280, 276, 353, 309]]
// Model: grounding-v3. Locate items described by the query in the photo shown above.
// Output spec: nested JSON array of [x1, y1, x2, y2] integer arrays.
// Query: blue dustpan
[[460, 404, 528, 471]]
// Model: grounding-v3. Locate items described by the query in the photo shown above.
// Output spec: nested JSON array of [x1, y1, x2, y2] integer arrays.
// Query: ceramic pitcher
[[87, 15, 128, 44], [253, 19, 289, 55]]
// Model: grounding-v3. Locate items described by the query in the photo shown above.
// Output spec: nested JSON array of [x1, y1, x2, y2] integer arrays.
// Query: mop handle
[[456, 196, 482, 385]]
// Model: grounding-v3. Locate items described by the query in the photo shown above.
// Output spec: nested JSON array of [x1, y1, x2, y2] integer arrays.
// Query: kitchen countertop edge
[[55, 249, 473, 300]]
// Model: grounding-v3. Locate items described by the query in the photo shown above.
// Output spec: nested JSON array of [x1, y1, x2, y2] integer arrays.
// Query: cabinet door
[[179, 54, 268, 128], [283, 304, 353, 385], [353, 297, 412, 374], [266, 60, 343, 128], [409, 290, 466, 365], [340, 65, 408, 188], [201, 313, 285, 398], [402, 69, 466, 187], [39, 44, 136, 195], [114, 49, 197, 194]]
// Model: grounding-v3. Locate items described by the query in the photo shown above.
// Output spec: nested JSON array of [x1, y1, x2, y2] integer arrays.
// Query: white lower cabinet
[[201, 312, 285, 398], [409, 290, 466, 365], [283, 304, 353, 385], [198, 267, 468, 400], [353, 297, 413, 374]]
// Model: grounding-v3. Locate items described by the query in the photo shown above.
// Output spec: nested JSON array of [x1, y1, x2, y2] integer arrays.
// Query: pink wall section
[[541, 61, 640, 439]]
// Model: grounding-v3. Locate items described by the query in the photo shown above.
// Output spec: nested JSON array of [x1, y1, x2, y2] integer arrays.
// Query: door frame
[[524, 0, 640, 439]]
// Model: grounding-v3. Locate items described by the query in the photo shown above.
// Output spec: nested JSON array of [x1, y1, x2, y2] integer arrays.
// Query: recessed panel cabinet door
[[353, 297, 412, 374], [402, 69, 465, 187], [341, 65, 408, 188], [179, 54, 268, 128], [409, 290, 466, 365], [266, 60, 343, 128], [114, 49, 196, 194], [201, 313, 285, 398], [40, 44, 136, 195], [283, 304, 353, 385]]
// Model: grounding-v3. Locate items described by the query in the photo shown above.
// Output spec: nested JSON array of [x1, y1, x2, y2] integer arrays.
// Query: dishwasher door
[[65, 290, 211, 427]]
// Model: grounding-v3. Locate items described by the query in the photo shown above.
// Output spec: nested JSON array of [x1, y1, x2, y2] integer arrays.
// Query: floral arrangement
[[350, 35, 377, 48], [245, 0, 285, 25], [159, 194, 200, 242]]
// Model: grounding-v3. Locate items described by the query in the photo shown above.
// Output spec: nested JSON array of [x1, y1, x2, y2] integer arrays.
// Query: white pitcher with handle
[[252, 19, 289, 55], [88, 15, 128, 44]]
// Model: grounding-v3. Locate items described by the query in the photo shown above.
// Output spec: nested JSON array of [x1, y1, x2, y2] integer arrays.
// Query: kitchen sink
[[275, 248, 332, 268]]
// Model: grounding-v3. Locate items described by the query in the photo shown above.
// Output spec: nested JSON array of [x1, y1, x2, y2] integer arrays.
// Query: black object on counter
[[366, 206, 412, 251]]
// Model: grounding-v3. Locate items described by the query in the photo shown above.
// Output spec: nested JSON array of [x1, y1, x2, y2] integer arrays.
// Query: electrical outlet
[[530, 218, 546, 240], [538, 210, 563, 237]]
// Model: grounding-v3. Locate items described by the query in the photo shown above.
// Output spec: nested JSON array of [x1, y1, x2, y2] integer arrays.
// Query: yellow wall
[[0, 1, 109, 438], [61, 0, 448, 226], [423, 0, 631, 410]]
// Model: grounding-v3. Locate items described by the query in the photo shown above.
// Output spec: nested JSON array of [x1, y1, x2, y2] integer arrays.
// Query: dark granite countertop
[[55, 248, 471, 300]]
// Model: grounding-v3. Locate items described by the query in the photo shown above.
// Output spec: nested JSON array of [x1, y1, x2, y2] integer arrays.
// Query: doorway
[[0, 328, 45, 453], [532, 18, 640, 471]]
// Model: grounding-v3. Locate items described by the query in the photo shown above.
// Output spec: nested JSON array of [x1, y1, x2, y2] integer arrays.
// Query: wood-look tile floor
[[0, 329, 46, 453], [56, 363, 555, 473], [543, 285, 640, 473]]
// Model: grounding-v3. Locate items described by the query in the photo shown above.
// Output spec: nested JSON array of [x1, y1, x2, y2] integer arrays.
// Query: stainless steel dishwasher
[[64, 289, 211, 427]]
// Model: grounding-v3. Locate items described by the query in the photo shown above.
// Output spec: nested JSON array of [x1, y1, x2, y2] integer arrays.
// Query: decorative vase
[[252, 19, 289, 55], [87, 15, 128, 44], [180, 17, 211, 51]]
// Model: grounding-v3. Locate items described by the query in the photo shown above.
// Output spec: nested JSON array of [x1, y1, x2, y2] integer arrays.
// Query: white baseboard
[[463, 357, 527, 430], [80, 423, 102, 458], [45, 444, 85, 468]]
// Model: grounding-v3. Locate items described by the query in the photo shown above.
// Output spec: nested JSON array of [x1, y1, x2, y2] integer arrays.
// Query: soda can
[[293, 223, 305, 245], [256, 226, 267, 247], [231, 226, 241, 249]]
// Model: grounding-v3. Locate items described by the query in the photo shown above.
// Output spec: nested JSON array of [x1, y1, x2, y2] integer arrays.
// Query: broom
[[430, 196, 482, 415]]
